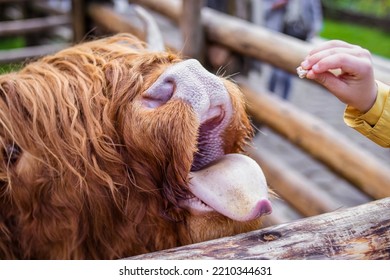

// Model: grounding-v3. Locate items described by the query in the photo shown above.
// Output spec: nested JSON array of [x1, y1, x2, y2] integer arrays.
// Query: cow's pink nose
[[141, 59, 230, 123]]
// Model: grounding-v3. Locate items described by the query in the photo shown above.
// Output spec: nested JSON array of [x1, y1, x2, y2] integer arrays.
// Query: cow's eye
[[3, 143, 21, 166]]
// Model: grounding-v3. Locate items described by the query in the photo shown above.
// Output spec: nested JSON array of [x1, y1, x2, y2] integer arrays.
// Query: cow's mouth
[[182, 105, 272, 222], [191, 105, 225, 172]]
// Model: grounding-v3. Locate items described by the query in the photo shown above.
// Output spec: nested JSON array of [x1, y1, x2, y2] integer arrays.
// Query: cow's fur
[[0, 34, 262, 259]]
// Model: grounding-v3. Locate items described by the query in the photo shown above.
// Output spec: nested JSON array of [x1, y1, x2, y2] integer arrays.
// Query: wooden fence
[[128, 197, 390, 260], [1, 0, 390, 259]]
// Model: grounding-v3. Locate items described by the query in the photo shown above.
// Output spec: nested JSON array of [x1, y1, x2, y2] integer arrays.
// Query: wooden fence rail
[[0, 43, 69, 64], [0, 15, 70, 37], [127, 197, 390, 260]]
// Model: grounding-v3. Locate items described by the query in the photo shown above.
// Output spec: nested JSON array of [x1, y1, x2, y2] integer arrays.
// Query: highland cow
[[0, 34, 271, 259]]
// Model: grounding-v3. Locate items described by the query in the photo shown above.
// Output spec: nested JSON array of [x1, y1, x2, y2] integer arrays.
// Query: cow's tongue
[[188, 154, 272, 221]]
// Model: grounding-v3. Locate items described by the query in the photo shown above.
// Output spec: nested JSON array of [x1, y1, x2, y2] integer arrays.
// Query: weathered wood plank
[[180, 0, 204, 61], [239, 80, 390, 199], [127, 197, 390, 259], [71, 0, 87, 43], [0, 15, 70, 37], [0, 43, 70, 63]]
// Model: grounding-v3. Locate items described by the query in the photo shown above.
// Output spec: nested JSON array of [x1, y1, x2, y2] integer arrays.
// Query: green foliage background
[[320, 19, 390, 58], [322, 0, 390, 17]]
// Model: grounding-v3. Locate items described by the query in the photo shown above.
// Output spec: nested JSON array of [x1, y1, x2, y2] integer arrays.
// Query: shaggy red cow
[[0, 34, 271, 259]]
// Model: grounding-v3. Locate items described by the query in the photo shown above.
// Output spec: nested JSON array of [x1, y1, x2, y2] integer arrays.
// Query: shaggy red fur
[[0, 34, 269, 259]]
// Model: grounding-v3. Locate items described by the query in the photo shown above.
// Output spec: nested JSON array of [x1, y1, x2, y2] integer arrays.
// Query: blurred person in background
[[264, 0, 322, 99]]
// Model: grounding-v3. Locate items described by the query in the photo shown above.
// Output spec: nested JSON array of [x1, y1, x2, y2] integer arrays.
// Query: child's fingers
[[311, 52, 373, 78], [308, 40, 356, 56], [302, 47, 370, 71], [306, 70, 345, 90]]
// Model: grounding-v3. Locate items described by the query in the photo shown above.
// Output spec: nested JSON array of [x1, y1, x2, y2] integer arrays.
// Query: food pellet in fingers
[[296, 66, 308, 79]]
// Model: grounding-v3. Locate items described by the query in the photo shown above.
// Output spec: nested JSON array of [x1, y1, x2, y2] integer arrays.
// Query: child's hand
[[300, 40, 377, 113]]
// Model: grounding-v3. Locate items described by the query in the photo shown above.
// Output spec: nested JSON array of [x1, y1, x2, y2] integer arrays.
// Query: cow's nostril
[[142, 79, 175, 108]]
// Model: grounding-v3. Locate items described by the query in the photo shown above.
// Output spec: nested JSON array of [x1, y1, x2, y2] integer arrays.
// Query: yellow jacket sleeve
[[344, 80, 390, 147]]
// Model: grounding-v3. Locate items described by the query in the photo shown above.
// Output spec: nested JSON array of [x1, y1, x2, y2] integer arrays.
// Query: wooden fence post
[[71, 0, 87, 42], [180, 0, 204, 61]]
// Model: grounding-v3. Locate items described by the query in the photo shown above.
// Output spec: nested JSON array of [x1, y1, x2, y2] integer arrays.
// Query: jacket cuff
[[344, 80, 390, 147]]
